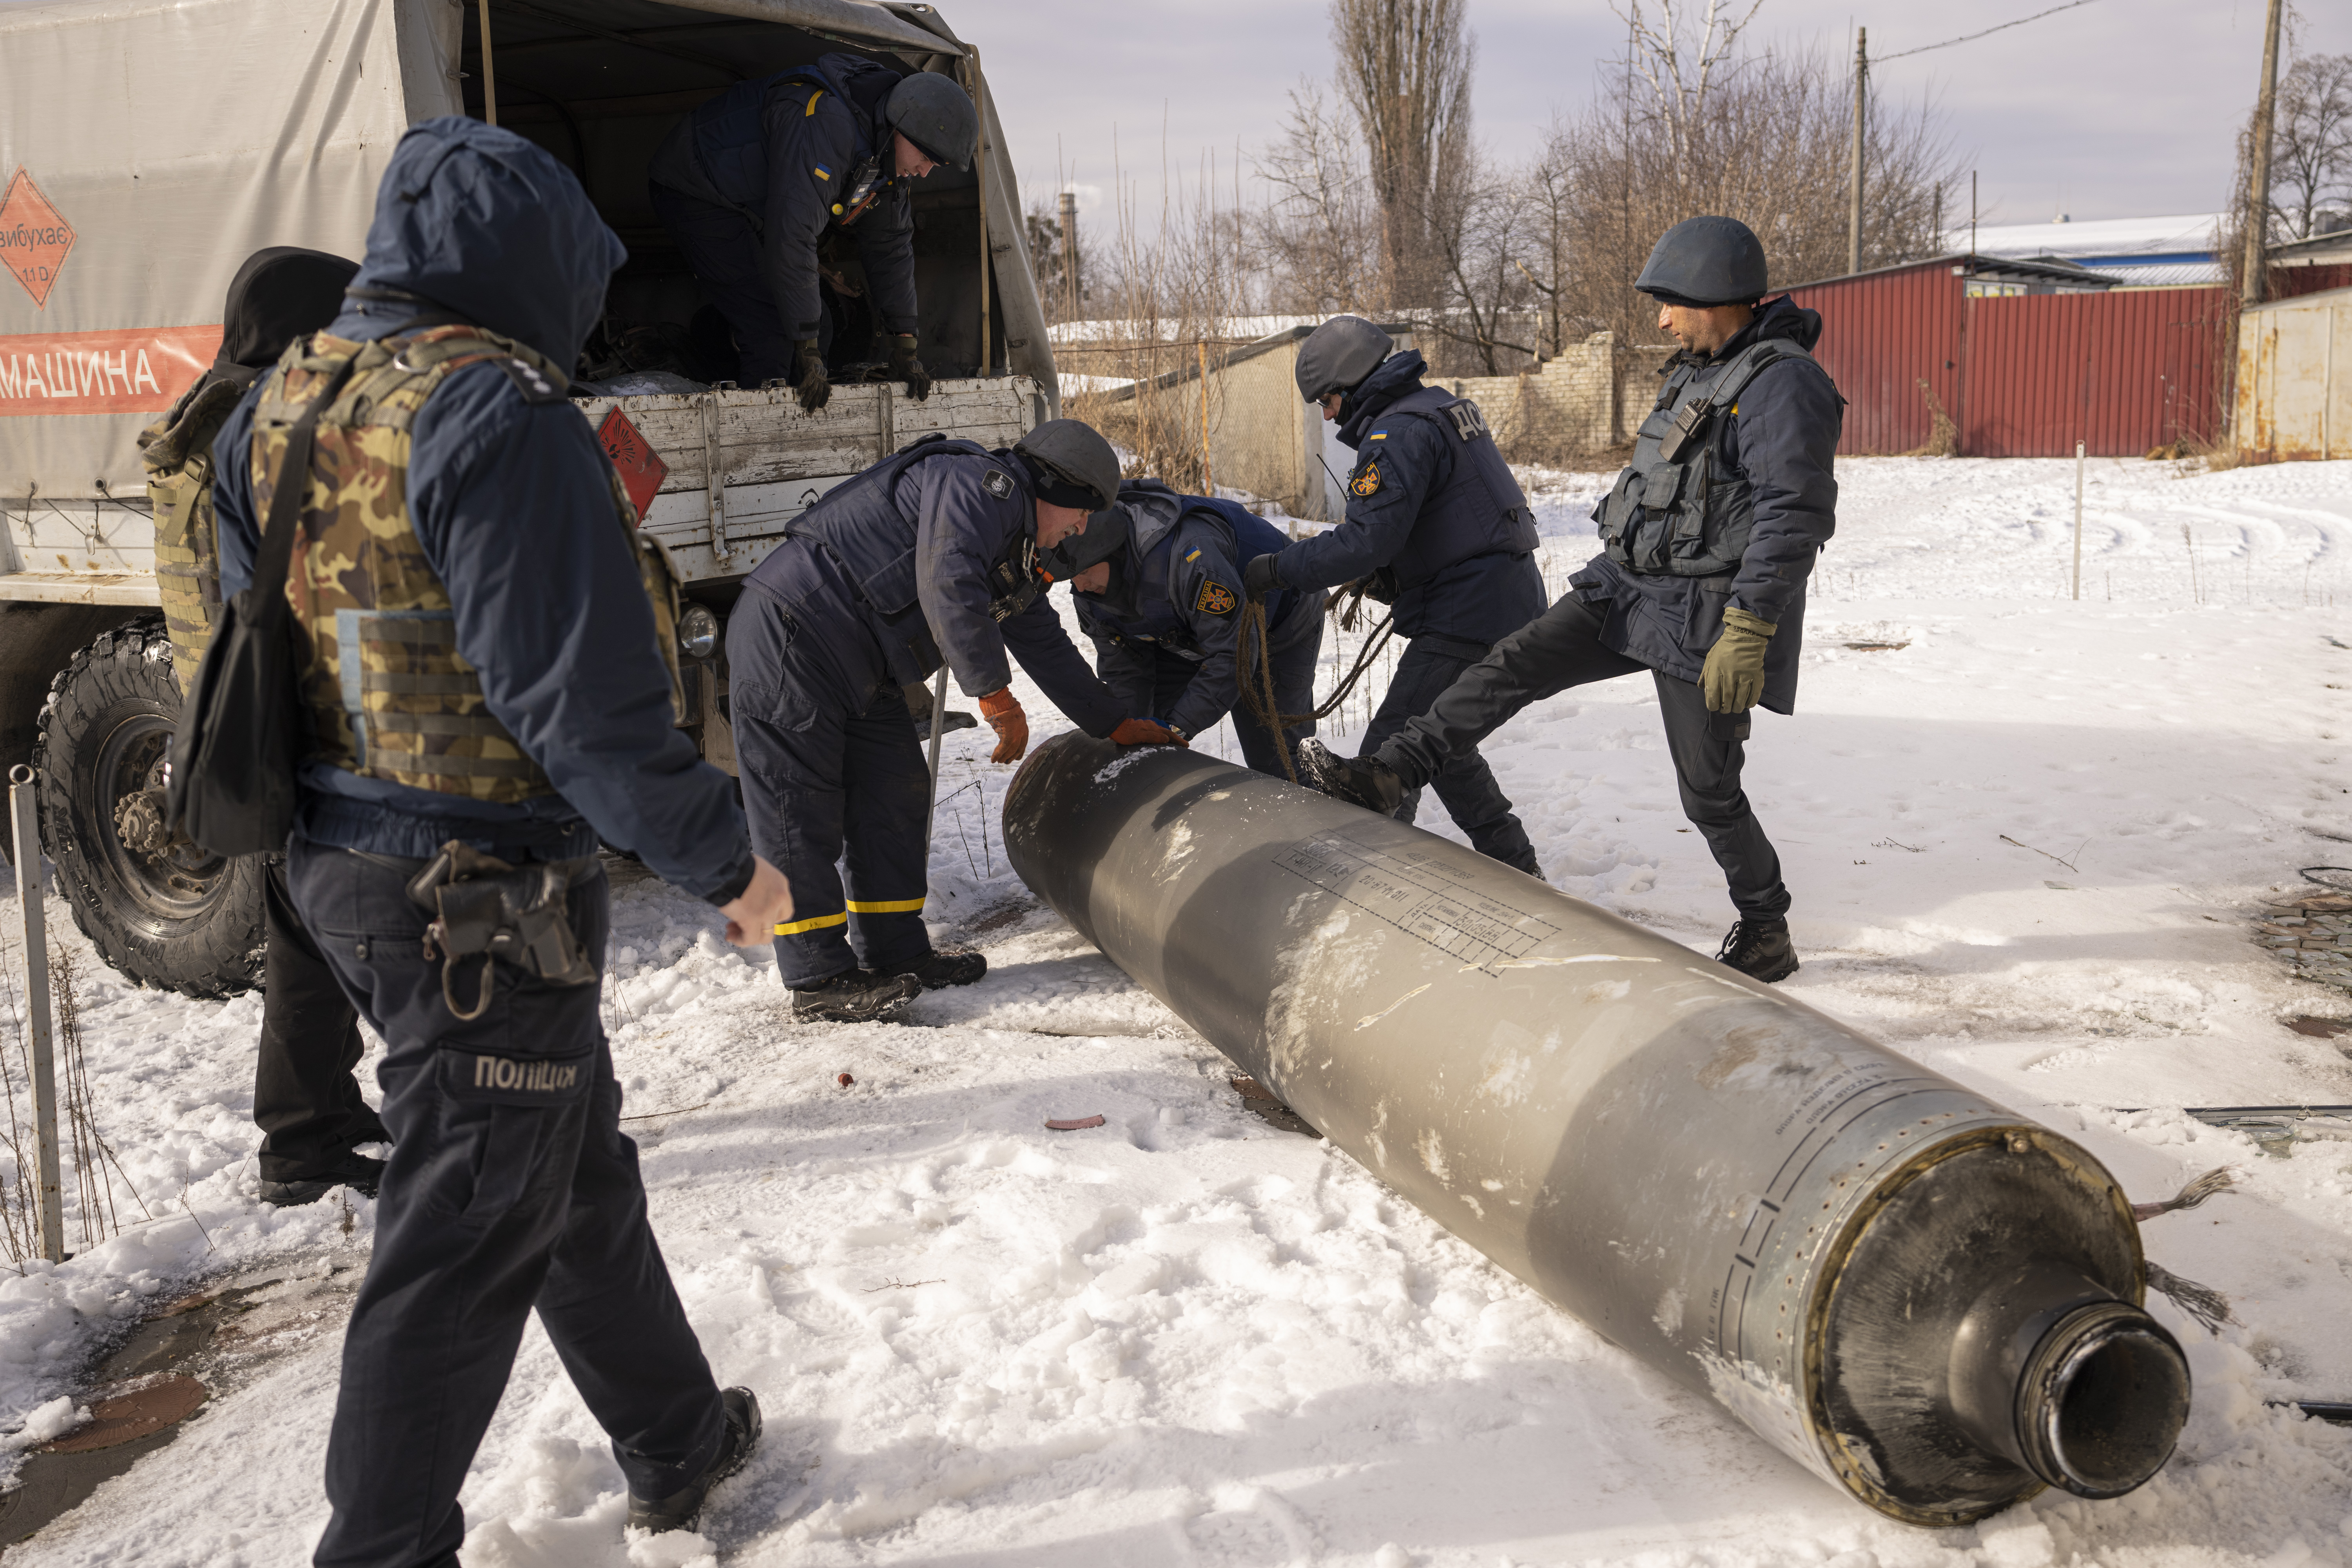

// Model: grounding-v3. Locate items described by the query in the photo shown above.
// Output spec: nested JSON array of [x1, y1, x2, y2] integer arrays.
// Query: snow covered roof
[[1946, 213, 2223, 267]]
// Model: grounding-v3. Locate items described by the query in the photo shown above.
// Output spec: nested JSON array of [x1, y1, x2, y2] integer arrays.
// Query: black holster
[[406, 841, 599, 1020]]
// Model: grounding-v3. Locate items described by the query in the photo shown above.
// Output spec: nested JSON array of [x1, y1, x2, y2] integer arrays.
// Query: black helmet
[[885, 72, 979, 172], [1040, 501, 1132, 578], [1294, 315, 1394, 403], [1634, 216, 1769, 306], [1014, 419, 1121, 511]]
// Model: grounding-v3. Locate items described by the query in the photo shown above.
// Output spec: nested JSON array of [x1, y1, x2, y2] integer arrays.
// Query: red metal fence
[[1782, 262, 2226, 457]]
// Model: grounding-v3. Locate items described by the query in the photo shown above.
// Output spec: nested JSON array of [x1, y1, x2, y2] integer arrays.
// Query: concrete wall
[[1432, 334, 1677, 459], [2236, 285, 2352, 462]]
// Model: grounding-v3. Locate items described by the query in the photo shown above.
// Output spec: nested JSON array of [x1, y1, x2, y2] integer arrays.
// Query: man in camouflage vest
[[210, 120, 792, 1561], [139, 245, 392, 1207]]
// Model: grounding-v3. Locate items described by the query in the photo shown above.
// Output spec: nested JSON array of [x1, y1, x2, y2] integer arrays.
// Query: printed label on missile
[[1274, 828, 1558, 971]]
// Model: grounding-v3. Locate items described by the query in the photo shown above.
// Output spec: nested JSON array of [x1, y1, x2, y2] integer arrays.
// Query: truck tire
[[34, 618, 264, 997]]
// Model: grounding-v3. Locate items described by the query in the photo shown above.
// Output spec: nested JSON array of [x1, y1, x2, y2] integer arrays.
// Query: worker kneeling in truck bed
[[727, 419, 1186, 1024], [647, 51, 976, 410], [1047, 479, 1325, 779]]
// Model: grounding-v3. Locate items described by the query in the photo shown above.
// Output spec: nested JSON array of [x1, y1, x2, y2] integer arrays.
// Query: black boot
[[1297, 740, 1405, 815], [876, 947, 986, 988], [1715, 917, 1799, 983], [259, 1149, 387, 1207], [789, 968, 921, 1023], [627, 1386, 762, 1534]]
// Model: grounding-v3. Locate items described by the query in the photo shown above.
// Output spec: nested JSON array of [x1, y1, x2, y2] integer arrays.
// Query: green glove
[[792, 340, 831, 413], [1701, 605, 1775, 713]]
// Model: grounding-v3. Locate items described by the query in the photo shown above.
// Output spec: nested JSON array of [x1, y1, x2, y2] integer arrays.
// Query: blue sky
[[957, 0, 2352, 233]]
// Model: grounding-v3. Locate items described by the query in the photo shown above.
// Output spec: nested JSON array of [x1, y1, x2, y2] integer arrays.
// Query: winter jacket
[[1569, 295, 1842, 715], [214, 116, 753, 903], [1264, 350, 1547, 648], [649, 53, 919, 343], [1074, 480, 1317, 740]]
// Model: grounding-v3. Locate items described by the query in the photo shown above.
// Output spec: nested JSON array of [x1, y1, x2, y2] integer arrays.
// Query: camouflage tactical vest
[[139, 377, 248, 698], [248, 326, 686, 803]]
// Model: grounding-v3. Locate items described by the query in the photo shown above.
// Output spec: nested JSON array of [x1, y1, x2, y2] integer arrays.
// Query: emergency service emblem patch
[[983, 469, 1014, 499], [1351, 464, 1382, 497], [1196, 580, 1237, 616]]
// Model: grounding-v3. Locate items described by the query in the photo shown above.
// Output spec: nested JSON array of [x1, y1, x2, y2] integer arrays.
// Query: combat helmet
[[1294, 315, 1395, 403], [1634, 216, 1769, 306], [886, 72, 979, 171]]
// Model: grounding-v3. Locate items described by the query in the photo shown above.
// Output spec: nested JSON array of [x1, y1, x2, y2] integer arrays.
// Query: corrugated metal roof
[[2098, 261, 2227, 288]]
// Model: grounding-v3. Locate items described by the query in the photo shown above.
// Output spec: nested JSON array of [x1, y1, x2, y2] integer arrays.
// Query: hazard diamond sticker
[[596, 406, 669, 524], [0, 169, 75, 310]]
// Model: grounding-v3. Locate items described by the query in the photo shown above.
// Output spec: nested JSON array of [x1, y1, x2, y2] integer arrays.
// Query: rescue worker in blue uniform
[[1300, 216, 1841, 983], [727, 419, 1184, 1024], [1048, 479, 1324, 778], [1240, 317, 1547, 873], [210, 120, 794, 1563], [649, 53, 977, 410]]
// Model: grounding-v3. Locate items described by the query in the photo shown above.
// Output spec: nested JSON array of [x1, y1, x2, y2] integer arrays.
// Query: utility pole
[[1058, 189, 1080, 318], [1847, 27, 1868, 275], [2239, 0, 2284, 308]]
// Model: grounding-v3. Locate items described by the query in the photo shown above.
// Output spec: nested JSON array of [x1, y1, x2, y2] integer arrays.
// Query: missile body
[[1003, 735, 2189, 1524]]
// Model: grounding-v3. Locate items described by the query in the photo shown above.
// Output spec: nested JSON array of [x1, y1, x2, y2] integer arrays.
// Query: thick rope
[[1235, 585, 1396, 783]]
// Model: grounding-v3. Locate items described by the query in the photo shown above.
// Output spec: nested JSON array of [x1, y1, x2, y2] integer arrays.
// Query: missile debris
[[1004, 736, 2191, 1524]]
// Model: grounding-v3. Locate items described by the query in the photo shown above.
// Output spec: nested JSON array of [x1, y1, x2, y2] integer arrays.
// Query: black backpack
[[165, 355, 357, 855]]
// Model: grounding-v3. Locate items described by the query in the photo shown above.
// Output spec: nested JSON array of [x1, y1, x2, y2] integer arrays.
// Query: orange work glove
[[1110, 718, 1188, 747], [977, 687, 1028, 763]]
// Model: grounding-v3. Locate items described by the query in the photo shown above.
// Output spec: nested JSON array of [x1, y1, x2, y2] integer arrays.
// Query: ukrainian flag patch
[[812, 164, 832, 181], [1183, 547, 1201, 562]]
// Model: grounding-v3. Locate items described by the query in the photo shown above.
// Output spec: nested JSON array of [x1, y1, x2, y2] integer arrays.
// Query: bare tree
[[1514, 40, 1957, 349], [1329, 0, 1476, 310], [1255, 82, 1382, 317], [1619, 0, 1764, 162], [2271, 54, 2352, 239]]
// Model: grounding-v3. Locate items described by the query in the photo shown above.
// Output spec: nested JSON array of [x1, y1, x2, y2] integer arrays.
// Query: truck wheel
[[34, 619, 265, 997]]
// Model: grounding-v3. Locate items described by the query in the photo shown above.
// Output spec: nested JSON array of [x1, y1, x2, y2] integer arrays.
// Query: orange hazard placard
[[0, 324, 223, 416], [1, 168, 75, 309], [597, 406, 669, 524]]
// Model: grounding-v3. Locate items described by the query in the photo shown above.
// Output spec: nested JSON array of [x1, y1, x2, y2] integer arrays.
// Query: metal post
[[2071, 440, 2086, 602], [2240, 0, 2283, 309], [1058, 189, 1079, 319], [1847, 27, 1867, 275], [921, 663, 951, 848], [11, 765, 62, 1264], [477, 0, 498, 127]]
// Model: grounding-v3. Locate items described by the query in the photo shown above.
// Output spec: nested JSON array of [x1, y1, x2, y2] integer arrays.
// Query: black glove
[[792, 340, 831, 414], [1242, 552, 1282, 600], [888, 334, 931, 401]]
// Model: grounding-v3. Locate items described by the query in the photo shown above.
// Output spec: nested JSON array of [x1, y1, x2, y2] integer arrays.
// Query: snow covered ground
[[4, 455, 2352, 1568]]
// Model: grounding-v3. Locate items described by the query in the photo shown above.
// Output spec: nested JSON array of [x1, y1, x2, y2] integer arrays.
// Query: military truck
[[0, 0, 1057, 997]]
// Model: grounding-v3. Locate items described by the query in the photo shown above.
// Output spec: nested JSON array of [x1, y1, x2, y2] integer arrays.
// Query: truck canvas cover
[[0, 0, 461, 495]]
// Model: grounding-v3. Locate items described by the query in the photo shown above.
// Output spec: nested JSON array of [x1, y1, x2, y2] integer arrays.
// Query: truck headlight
[[677, 604, 719, 661]]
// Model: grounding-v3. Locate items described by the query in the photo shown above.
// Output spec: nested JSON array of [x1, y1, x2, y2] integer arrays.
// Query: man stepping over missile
[[1296, 216, 1842, 984], [1047, 479, 1325, 779], [726, 419, 1186, 1023]]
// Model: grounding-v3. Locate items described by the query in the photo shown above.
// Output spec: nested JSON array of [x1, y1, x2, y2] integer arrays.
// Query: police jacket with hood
[[213, 117, 754, 905], [1267, 350, 1545, 648], [1074, 480, 1317, 740], [650, 52, 918, 345], [744, 436, 1125, 737], [1569, 295, 1840, 715]]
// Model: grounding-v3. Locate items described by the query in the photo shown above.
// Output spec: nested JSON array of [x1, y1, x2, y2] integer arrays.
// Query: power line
[[1878, 0, 2102, 62]]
